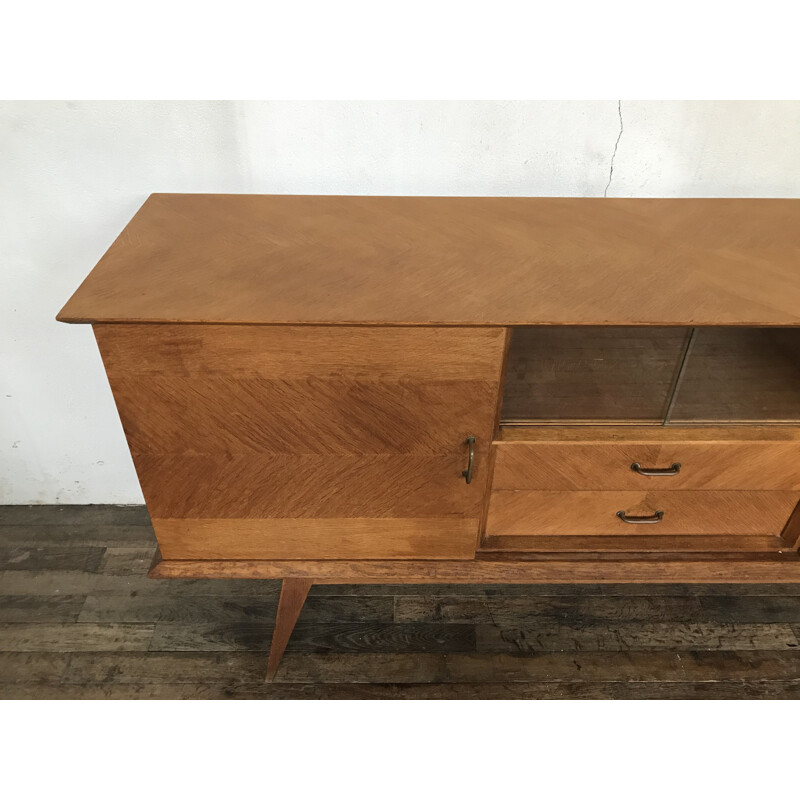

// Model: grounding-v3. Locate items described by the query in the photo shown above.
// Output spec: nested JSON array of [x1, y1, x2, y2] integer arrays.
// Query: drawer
[[485, 490, 800, 537], [492, 439, 800, 491]]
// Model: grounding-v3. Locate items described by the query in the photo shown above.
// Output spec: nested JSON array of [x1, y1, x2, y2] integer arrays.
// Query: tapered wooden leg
[[265, 578, 313, 682], [780, 502, 800, 549]]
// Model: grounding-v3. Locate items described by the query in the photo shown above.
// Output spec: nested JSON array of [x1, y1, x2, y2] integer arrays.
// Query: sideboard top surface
[[57, 194, 800, 326]]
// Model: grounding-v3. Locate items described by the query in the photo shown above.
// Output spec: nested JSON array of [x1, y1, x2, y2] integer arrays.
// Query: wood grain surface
[[499, 426, 800, 442], [7, 505, 800, 698], [57, 195, 800, 326], [94, 324, 505, 560], [491, 439, 800, 491], [479, 535, 786, 553], [153, 518, 478, 560], [148, 555, 800, 583], [485, 490, 800, 537], [49, 191, 800, 691]]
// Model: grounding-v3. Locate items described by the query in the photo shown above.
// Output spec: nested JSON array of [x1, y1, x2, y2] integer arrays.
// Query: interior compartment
[[668, 328, 800, 423], [501, 326, 800, 426], [501, 327, 691, 424]]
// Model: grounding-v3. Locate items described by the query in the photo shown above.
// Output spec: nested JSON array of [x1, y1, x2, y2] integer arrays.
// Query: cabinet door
[[94, 325, 506, 559]]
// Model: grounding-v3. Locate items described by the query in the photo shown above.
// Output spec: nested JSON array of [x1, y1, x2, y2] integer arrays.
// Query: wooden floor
[[2, 506, 800, 699]]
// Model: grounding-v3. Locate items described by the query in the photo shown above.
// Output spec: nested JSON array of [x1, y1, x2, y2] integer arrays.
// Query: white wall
[[2, 100, 800, 503]]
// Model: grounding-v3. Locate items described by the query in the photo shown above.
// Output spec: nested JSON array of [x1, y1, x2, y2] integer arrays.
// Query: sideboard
[[58, 194, 800, 679]]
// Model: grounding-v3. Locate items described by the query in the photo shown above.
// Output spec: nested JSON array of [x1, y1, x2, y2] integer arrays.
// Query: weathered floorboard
[[79, 595, 393, 625], [0, 524, 157, 547], [148, 622, 475, 654], [268, 651, 800, 684], [475, 622, 800, 652], [4, 680, 800, 700], [3, 505, 800, 699], [0, 505, 151, 527], [0, 571, 283, 598], [0, 652, 72, 684], [0, 546, 105, 572], [0, 595, 87, 624], [98, 547, 159, 576], [393, 595, 800, 625], [0, 623, 154, 652]]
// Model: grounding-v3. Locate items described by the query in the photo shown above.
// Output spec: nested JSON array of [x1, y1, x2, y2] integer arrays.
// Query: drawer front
[[492, 441, 800, 491], [485, 490, 800, 537]]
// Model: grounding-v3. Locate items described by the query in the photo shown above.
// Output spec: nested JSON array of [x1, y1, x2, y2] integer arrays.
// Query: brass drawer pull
[[617, 509, 664, 524], [631, 462, 681, 476], [462, 436, 476, 484]]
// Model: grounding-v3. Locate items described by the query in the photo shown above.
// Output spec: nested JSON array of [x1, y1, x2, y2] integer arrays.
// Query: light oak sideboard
[[58, 194, 800, 679]]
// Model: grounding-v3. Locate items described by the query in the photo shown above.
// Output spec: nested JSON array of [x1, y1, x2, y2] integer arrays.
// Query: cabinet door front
[[94, 325, 506, 559]]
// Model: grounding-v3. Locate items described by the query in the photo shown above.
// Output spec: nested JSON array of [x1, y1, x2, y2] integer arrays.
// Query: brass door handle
[[462, 436, 476, 484], [616, 510, 664, 524], [631, 462, 681, 476]]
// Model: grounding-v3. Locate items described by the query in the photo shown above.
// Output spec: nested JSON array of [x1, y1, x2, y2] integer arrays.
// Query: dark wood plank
[[269, 650, 800, 684], [695, 596, 800, 623], [61, 652, 274, 686], [4, 505, 800, 699], [0, 523, 157, 547], [0, 684, 250, 699], [0, 624, 154, 652], [7, 680, 800, 700], [80, 595, 393, 625], [0, 653, 71, 684], [12, 571, 800, 599], [394, 595, 800, 625], [15, 570, 800, 600], [0, 571, 283, 597], [0, 546, 105, 572], [0, 595, 87, 623], [148, 622, 475, 653], [475, 622, 799, 652], [394, 595, 707, 624], [0, 505, 151, 526], [98, 547, 158, 576], [314, 583, 800, 597]]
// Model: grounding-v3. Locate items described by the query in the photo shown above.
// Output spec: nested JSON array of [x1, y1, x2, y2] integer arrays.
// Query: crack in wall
[[603, 100, 624, 197]]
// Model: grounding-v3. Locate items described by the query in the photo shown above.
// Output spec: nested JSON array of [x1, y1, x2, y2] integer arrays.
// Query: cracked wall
[[3, 100, 800, 502]]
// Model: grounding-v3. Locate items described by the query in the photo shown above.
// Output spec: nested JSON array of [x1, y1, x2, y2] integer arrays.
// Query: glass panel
[[668, 328, 800, 423], [501, 327, 691, 424]]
